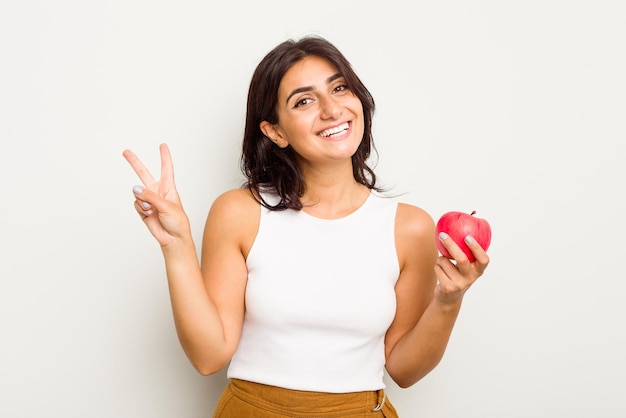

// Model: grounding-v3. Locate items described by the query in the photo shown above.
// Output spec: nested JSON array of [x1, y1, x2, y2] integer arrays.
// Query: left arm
[[384, 203, 490, 388]]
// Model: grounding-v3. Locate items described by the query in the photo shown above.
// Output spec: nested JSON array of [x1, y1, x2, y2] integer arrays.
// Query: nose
[[319, 95, 341, 119]]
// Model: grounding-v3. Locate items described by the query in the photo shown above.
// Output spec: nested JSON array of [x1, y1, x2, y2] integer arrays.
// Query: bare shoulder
[[203, 188, 260, 257], [394, 203, 437, 268], [396, 203, 436, 241], [209, 188, 260, 218]]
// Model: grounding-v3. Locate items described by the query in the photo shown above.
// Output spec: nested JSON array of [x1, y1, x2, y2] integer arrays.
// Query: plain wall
[[1, 1, 625, 416]]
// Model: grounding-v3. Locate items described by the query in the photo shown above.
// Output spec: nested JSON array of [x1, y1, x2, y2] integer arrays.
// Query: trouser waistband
[[228, 379, 386, 415]]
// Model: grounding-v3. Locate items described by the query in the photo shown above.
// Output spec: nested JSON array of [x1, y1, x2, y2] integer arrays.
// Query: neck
[[299, 162, 370, 219]]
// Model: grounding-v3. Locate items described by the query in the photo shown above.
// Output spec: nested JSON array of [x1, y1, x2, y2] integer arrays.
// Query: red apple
[[436, 211, 491, 262]]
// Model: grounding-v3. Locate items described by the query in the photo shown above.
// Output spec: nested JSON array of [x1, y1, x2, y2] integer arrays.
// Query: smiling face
[[260, 55, 365, 169]]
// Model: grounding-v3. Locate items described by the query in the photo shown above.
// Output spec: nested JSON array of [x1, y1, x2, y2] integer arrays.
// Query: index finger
[[438, 232, 468, 262], [122, 148, 157, 186]]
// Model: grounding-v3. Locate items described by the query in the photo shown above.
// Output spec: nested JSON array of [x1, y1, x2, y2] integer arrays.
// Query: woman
[[123, 36, 489, 417]]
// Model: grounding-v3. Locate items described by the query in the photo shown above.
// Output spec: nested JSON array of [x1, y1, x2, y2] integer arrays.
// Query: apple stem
[[471, 210, 476, 216]]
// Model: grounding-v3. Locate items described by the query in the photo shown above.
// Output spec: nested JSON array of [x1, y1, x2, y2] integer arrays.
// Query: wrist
[[161, 233, 196, 257], [431, 294, 463, 314]]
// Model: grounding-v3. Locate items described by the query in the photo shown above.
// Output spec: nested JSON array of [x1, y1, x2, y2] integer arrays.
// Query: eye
[[332, 80, 350, 96], [293, 97, 313, 109]]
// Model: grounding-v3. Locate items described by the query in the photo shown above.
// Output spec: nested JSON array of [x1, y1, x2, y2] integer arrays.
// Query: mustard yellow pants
[[213, 379, 399, 418]]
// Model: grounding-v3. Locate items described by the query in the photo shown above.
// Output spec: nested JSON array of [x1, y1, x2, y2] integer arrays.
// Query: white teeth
[[320, 122, 349, 138]]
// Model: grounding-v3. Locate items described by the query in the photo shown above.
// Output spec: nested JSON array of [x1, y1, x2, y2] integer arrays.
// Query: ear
[[260, 121, 289, 148]]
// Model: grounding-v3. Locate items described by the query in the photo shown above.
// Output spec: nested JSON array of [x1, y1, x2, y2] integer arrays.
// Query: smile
[[318, 122, 350, 138]]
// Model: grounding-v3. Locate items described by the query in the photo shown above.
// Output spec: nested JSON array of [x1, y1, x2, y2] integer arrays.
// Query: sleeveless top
[[227, 192, 400, 393]]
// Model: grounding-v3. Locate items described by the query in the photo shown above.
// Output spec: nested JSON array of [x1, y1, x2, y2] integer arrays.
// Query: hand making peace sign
[[123, 143, 192, 248]]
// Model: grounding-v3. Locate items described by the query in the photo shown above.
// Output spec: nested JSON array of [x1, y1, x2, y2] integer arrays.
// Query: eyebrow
[[285, 72, 343, 105]]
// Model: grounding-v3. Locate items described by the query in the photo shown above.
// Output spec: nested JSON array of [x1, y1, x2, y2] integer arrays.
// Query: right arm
[[123, 144, 256, 375]]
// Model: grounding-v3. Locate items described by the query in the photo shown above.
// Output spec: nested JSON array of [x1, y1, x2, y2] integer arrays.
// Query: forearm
[[386, 298, 463, 388], [161, 239, 230, 375]]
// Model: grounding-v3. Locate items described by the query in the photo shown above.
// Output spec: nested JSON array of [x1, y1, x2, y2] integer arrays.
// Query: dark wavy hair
[[241, 36, 381, 210]]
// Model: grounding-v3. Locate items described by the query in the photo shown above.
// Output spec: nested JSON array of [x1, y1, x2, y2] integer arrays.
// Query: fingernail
[[141, 201, 150, 209], [145, 210, 153, 215], [464, 235, 474, 244], [438, 232, 449, 240], [133, 185, 143, 194]]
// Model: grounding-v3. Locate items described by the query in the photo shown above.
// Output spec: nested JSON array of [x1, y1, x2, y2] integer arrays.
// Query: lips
[[318, 122, 350, 138]]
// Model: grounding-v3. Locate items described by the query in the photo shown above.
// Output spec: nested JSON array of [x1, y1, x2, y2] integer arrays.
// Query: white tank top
[[227, 192, 400, 393]]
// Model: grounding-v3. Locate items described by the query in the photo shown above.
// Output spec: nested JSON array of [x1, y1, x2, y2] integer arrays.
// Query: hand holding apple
[[436, 211, 491, 262]]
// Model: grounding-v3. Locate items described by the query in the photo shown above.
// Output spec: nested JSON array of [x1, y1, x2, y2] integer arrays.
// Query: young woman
[[123, 36, 490, 417]]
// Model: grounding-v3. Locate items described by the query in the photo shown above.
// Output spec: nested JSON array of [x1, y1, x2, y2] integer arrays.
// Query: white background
[[1, 1, 624, 417]]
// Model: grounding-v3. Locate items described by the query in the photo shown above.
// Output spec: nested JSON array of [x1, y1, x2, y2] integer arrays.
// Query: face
[[260, 55, 365, 168]]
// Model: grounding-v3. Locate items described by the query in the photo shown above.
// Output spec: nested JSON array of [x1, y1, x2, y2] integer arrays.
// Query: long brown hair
[[241, 36, 380, 210]]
